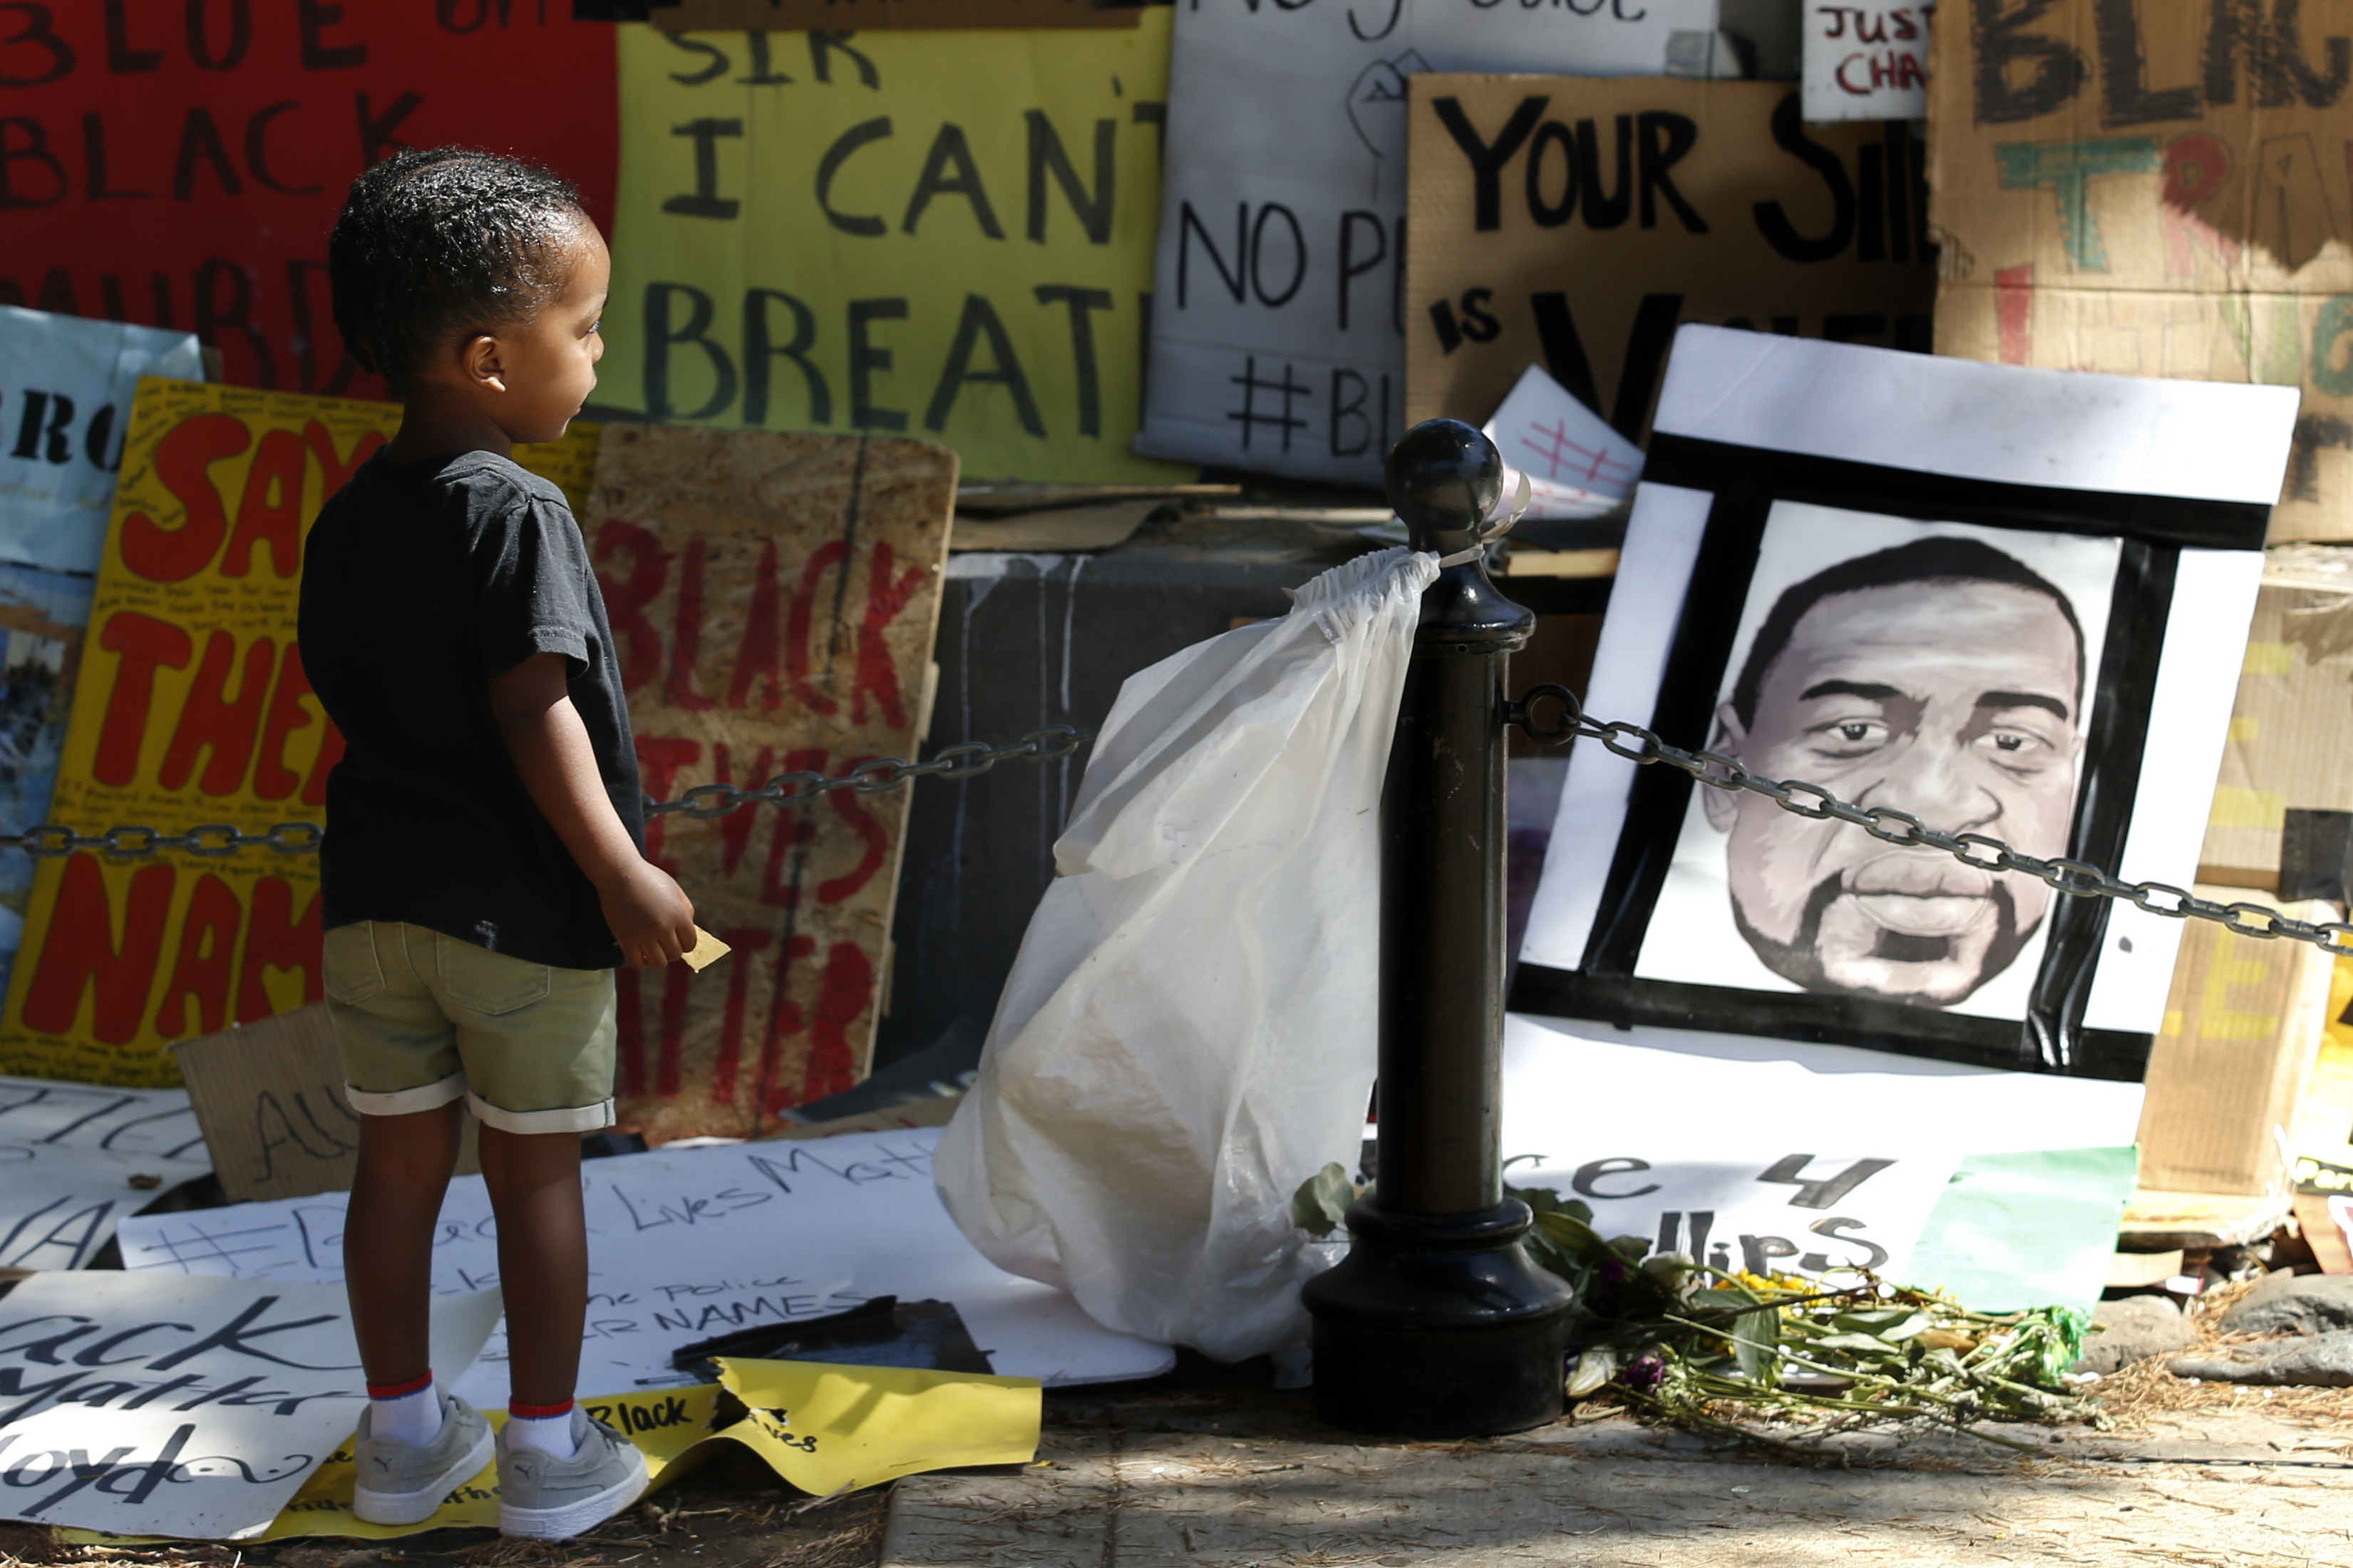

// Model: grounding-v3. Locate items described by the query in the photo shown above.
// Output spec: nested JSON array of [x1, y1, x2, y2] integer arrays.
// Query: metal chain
[[11, 688, 2349, 960], [0, 725, 1096, 862], [1508, 684, 2353, 959]]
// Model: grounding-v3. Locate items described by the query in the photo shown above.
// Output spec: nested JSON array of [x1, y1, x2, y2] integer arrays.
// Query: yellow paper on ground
[[604, 16, 1185, 485], [64, 1358, 1039, 1542], [713, 1356, 1041, 1496]]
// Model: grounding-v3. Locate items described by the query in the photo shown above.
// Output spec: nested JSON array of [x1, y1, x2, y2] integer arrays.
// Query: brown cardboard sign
[[590, 427, 955, 1145], [2198, 568, 2353, 889], [1406, 76, 1934, 438], [652, 0, 1137, 30], [2136, 889, 2334, 1199], [170, 1003, 479, 1204], [1925, 0, 2353, 540]]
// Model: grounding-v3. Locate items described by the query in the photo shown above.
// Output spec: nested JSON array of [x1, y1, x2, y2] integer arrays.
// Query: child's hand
[[597, 860, 697, 969]]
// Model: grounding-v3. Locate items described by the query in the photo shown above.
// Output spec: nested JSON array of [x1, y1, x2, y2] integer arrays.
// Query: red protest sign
[[0, 1, 617, 401]]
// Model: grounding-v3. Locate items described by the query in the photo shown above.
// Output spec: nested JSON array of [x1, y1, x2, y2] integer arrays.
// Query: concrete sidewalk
[[882, 1388, 2353, 1568]]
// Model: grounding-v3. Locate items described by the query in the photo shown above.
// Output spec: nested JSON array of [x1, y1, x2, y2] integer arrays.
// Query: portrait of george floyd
[[1633, 505, 2120, 1023]]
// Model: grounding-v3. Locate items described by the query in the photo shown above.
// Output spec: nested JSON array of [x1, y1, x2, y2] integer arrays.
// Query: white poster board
[[0, 308, 202, 573], [118, 1127, 1173, 1405], [1801, 3, 1932, 122], [0, 1272, 500, 1540], [0, 1076, 211, 1269], [1133, 0, 1717, 483], [1502, 1009, 2143, 1281]]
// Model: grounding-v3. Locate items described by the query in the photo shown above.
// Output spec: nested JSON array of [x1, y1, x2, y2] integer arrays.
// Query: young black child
[[299, 148, 695, 1540]]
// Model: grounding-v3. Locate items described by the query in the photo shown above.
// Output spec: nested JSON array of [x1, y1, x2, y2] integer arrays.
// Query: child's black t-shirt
[[299, 449, 643, 971]]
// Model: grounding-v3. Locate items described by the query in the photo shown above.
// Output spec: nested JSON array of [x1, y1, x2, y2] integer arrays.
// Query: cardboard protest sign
[[1926, 0, 2353, 540], [1406, 76, 1935, 445], [116, 1128, 1177, 1403], [0, 563, 94, 1002], [0, 2, 615, 401], [1133, 0, 1719, 484], [0, 378, 598, 1088], [0, 1075, 210, 1269], [585, 425, 951, 1140], [656, 0, 1135, 27], [0, 306, 202, 572], [602, 17, 1184, 485], [0, 1272, 500, 1540], [1802, 4, 1932, 122], [1515, 327, 2292, 1079], [171, 1004, 478, 1204]]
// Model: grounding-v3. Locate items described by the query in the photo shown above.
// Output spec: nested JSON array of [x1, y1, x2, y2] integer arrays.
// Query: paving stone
[[2071, 1293, 2196, 1375], [2172, 1328, 2353, 1386], [2221, 1271, 2353, 1336]]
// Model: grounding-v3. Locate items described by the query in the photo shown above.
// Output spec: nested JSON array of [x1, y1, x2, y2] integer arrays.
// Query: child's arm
[[490, 651, 696, 969]]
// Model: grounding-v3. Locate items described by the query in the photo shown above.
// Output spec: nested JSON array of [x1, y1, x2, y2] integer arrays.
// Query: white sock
[[505, 1405, 580, 1459], [369, 1378, 443, 1446]]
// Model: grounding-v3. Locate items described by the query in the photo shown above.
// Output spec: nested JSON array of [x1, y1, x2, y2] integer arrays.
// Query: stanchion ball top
[[1385, 420, 1502, 553]]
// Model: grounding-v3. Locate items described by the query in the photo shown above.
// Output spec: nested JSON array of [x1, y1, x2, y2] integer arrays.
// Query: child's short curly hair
[[329, 148, 587, 397]]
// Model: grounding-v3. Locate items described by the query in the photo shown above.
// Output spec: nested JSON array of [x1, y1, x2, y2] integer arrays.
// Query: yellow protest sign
[[0, 378, 597, 1086], [711, 1355, 1041, 1497], [604, 17, 1187, 485]]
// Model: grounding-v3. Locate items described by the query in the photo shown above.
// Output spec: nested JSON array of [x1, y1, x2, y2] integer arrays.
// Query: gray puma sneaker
[[497, 1409, 649, 1539], [351, 1390, 495, 1525]]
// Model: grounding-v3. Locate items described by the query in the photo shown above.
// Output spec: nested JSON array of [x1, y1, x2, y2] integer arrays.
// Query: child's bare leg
[[344, 1100, 466, 1383], [478, 1126, 587, 1408]]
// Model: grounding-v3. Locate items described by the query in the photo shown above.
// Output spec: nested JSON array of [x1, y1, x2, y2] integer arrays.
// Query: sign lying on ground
[[1928, 0, 2353, 541], [1133, 0, 1718, 483], [0, 1, 616, 401], [0, 379, 594, 1087], [0, 306, 202, 573], [116, 1126, 1175, 1407], [0, 1272, 500, 1540], [0, 1074, 209, 1269], [587, 425, 953, 1140], [1406, 75, 1933, 443], [603, 16, 1183, 484]]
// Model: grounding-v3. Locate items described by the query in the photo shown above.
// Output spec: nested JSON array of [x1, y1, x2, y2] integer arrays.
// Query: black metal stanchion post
[[1300, 420, 1574, 1437]]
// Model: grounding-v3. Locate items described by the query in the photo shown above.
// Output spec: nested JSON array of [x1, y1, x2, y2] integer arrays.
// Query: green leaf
[[1810, 1331, 1906, 1358], [1533, 1209, 1611, 1260], [1731, 1308, 1778, 1385], [1289, 1162, 1355, 1239]]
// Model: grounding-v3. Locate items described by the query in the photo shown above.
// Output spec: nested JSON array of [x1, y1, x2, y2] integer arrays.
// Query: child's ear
[[461, 333, 508, 393]]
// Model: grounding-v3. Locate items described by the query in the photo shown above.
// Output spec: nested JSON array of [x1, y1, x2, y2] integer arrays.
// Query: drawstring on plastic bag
[[1433, 468, 1530, 567]]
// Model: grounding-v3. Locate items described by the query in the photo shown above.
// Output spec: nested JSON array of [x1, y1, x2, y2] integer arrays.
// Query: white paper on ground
[[0, 1273, 500, 1541], [0, 1076, 212, 1269], [1481, 364, 1642, 520], [1801, 4, 1930, 123], [115, 1128, 1173, 1405], [1501, 1011, 2146, 1279], [1133, 0, 1714, 483], [0, 309, 202, 573], [1522, 326, 2292, 1034]]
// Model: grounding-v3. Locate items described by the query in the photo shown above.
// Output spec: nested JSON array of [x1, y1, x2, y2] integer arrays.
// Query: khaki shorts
[[326, 921, 618, 1135]]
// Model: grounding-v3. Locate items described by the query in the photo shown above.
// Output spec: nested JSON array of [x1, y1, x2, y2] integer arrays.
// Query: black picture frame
[[1508, 433, 2275, 1083]]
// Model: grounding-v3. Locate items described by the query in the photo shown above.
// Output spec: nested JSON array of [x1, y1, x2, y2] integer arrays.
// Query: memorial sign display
[[1928, 0, 2353, 541], [1406, 74, 1935, 446], [585, 425, 954, 1141], [0, 379, 595, 1087], [1515, 326, 2297, 1080], [0, 1, 617, 401], [602, 16, 1183, 484], [1133, 0, 1716, 484]]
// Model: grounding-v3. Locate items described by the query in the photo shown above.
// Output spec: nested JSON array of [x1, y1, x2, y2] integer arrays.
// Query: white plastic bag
[[934, 547, 1437, 1362]]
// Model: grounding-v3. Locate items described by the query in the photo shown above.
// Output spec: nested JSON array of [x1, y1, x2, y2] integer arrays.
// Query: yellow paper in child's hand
[[682, 927, 731, 971]]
